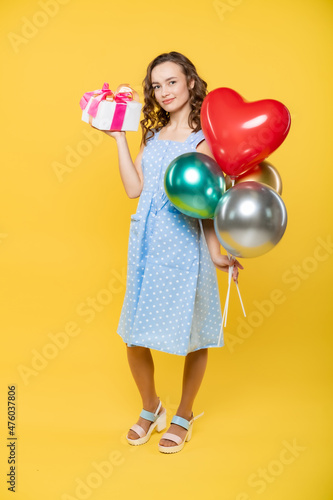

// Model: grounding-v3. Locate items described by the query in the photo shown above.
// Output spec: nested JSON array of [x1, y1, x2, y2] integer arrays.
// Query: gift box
[[80, 82, 142, 131]]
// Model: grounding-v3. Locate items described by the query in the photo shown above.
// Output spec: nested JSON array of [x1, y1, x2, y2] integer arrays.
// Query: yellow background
[[0, 0, 332, 499]]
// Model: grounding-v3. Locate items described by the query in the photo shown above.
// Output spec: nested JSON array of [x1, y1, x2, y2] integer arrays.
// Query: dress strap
[[190, 129, 206, 148], [146, 128, 159, 143]]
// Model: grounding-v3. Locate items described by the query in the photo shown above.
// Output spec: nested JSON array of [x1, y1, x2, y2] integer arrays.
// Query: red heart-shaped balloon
[[201, 88, 291, 179]]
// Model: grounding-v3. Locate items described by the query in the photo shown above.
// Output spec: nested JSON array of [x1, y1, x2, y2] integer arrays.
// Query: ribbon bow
[[79, 82, 139, 118]]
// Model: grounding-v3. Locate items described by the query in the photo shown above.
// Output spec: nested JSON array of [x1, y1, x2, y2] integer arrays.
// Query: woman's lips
[[163, 98, 175, 104]]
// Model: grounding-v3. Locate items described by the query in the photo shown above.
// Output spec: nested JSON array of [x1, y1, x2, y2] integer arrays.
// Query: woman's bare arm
[[95, 129, 144, 199], [113, 133, 144, 198]]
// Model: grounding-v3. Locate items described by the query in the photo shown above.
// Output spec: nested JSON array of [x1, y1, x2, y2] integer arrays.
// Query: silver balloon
[[214, 181, 287, 258]]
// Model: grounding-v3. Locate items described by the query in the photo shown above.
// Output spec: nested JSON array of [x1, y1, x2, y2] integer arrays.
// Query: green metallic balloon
[[164, 152, 226, 219]]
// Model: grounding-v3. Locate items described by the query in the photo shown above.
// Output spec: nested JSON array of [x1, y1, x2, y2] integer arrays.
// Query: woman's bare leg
[[126, 345, 165, 439], [159, 347, 208, 447]]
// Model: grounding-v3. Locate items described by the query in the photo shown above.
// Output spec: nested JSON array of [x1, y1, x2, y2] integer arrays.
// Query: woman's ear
[[189, 78, 195, 90]]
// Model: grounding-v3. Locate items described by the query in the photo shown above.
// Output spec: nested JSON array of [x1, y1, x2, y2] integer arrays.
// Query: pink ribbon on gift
[[79, 83, 139, 130], [79, 82, 113, 117]]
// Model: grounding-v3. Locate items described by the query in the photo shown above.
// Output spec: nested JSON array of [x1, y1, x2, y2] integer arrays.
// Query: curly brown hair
[[140, 51, 208, 146]]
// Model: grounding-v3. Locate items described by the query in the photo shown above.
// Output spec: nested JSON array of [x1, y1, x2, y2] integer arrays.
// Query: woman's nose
[[161, 85, 170, 97]]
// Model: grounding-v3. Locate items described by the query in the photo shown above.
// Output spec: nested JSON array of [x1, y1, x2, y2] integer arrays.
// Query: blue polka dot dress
[[116, 128, 224, 356]]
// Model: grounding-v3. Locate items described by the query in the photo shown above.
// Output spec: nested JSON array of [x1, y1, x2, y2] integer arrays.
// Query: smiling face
[[151, 61, 194, 114]]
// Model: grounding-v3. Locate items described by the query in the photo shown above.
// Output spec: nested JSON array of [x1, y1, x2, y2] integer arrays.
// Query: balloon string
[[222, 252, 246, 328], [222, 252, 233, 327], [235, 281, 246, 317], [217, 321, 223, 347]]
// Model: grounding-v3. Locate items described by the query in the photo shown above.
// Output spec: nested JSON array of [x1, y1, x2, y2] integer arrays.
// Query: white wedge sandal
[[158, 411, 204, 454], [126, 399, 167, 446]]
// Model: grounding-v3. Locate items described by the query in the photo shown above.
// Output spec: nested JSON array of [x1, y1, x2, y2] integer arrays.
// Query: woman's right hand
[[102, 130, 126, 139], [90, 125, 126, 140]]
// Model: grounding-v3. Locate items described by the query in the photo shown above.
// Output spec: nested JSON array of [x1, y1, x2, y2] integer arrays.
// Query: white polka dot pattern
[[116, 129, 224, 355]]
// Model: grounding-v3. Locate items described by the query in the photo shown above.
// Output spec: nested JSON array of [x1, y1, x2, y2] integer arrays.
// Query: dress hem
[[116, 330, 224, 356]]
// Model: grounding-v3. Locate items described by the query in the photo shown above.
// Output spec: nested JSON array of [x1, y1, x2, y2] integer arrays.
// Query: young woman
[[100, 51, 243, 453]]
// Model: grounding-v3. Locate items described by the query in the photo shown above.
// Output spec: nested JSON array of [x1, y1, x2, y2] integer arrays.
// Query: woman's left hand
[[212, 253, 244, 283]]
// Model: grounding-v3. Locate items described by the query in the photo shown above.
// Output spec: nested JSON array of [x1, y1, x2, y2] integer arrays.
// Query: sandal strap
[[161, 432, 183, 446], [129, 424, 146, 438], [140, 399, 162, 422], [171, 415, 190, 430], [191, 411, 204, 424], [171, 411, 205, 430]]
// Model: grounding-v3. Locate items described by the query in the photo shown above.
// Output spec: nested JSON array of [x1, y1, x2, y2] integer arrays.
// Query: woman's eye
[[153, 85, 160, 90], [170, 81, 176, 85]]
